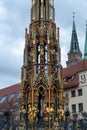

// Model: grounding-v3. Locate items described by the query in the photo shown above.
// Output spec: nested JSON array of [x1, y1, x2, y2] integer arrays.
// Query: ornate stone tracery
[[20, 0, 64, 128]]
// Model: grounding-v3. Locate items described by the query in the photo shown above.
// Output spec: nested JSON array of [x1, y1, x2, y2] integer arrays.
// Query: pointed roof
[[84, 21, 87, 60], [68, 13, 82, 55]]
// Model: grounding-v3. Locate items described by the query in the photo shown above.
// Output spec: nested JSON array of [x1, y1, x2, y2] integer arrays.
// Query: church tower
[[20, 0, 63, 128], [84, 21, 87, 60], [66, 14, 82, 67]]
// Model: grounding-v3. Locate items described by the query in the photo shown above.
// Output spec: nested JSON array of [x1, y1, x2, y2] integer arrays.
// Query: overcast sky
[[0, 0, 87, 89]]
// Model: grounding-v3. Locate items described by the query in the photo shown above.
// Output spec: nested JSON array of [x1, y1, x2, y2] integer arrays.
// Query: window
[[71, 90, 76, 97], [17, 92, 21, 99], [78, 89, 82, 96], [36, 44, 40, 73], [44, 44, 48, 64], [67, 77, 72, 82], [72, 104, 76, 113], [78, 103, 83, 112], [0, 96, 7, 104], [14, 101, 19, 106], [8, 93, 15, 101]]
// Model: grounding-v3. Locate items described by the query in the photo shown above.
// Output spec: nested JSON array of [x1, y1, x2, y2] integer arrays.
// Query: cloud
[[0, 0, 27, 88], [0, 2, 8, 21], [0, 0, 87, 89], [0, 38, 24, 75], [61, 46, 68, 67], [55, 0, 87, 66]]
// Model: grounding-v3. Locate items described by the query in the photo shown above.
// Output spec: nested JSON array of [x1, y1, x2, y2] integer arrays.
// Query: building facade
[[63, 19, 87, 116], [0, 84, 21, 129], [63, 61, 87, 113]]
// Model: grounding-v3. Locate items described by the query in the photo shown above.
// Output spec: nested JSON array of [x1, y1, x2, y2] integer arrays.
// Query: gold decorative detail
[[58, 109, 65, 120]]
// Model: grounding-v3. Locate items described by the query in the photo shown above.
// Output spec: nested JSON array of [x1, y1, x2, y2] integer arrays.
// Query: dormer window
[[64, 76, 74, 83], [0, 96, 7, 104], [17, 92, 21, 99], [8, 93, 16, 101]]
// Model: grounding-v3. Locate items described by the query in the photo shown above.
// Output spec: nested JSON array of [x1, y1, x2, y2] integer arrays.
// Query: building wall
[[64, 70, 87, 114], [79, 70, 87, 112]]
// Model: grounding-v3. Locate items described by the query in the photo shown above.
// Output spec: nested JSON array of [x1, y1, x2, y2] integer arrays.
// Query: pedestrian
[[68, 119, 73, 130]]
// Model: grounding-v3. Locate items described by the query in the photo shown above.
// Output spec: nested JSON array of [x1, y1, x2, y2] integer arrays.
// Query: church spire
[[66, 13, 82, 67], [69, 13, 81, 55], [84, 21, 87, 60]]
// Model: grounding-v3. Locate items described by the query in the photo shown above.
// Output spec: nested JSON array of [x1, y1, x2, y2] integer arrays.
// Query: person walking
[[68, 119, 73, 130]]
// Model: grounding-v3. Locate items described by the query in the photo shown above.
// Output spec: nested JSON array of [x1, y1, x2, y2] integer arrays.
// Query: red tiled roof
[[63, 60, 87, 89], [0, 83, 21, 110], [0, 83, 20, 99], [63, 60, 87, 78]]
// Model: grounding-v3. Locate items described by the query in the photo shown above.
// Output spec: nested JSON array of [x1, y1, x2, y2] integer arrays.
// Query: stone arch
[[36, 84, 46, 120]]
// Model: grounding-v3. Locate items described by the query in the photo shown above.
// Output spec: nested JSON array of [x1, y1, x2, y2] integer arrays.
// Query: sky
[[0, 0, 87, 89]]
